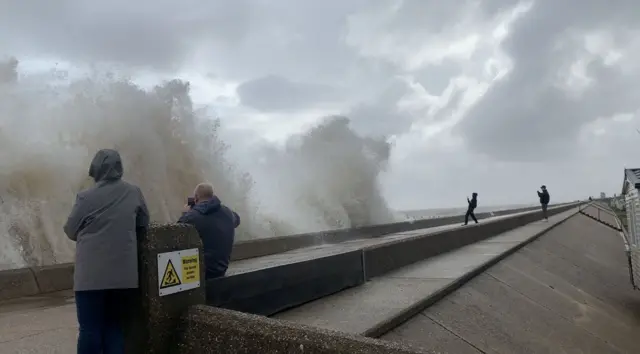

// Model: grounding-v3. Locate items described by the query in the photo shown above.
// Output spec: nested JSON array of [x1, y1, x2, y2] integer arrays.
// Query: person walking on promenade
[[464, 192, 479, 225], [178, 183, 241, 279], [537, 185, 550, 221], [64, 149, 149, 354]]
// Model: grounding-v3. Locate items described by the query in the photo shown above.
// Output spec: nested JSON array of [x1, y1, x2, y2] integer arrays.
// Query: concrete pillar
[[125, 223, 205, 354]]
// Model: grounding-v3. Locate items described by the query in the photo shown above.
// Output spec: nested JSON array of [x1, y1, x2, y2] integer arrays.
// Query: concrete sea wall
[[0, 203, 572, 301]]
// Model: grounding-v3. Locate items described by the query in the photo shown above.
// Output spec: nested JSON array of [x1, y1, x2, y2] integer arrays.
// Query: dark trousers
[[206, 268, 226, 280], [465, 208, 478, 225], [541, 203, 548, 219], [75, 289, 132, 354]]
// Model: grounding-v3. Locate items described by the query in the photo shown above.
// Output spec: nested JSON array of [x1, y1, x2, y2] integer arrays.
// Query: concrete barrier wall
[[364, 203, 576, 279], [124, 223, 205, 354], [0, 267, 40, 300], [207, 249, 365, 316], [205, 203, 578, 316], [0, 263, 74, 301], [0, 203, 570, 302], [230, 203, 555, 261], [174, 305, 423, 354]]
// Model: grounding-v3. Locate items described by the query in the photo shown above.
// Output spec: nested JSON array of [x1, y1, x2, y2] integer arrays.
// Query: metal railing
[[578, 202, 622, 232]]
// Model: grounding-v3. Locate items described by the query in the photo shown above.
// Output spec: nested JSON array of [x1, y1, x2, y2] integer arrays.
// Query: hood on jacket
[[89, 149, 124, 182], [192, 196, 222, 215]]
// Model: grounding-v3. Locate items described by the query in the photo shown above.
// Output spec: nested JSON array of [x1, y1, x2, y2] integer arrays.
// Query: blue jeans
[[75, 289, 132, 354]]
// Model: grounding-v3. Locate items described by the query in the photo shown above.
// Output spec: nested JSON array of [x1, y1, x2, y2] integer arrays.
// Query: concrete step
[[274, 208, 579, 337]]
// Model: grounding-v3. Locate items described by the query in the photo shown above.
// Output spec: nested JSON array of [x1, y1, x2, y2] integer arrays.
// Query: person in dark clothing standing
[[64, 149, 149, 354], [537, 185, 550, 221], [178, 183, 240, 279], [464, 192, 479, 225]]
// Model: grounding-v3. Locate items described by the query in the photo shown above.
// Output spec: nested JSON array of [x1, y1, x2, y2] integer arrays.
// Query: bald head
[[193, 183, 215, 202]]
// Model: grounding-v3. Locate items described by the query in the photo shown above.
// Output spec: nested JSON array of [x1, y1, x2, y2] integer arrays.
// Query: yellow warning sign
[[181, 255, 200, 284], [160, 259, 182, 289], [157, 248, 200, 296]]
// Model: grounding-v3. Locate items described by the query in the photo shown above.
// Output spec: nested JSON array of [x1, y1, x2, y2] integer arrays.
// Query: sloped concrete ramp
[[384, 213, 640, 353]]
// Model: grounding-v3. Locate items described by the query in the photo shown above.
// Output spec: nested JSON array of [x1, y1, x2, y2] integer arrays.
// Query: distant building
[[600, 192, 606, 199]]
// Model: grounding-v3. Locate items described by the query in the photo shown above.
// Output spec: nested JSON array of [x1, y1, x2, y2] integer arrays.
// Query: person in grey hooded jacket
[[64, 149, 149, 354]]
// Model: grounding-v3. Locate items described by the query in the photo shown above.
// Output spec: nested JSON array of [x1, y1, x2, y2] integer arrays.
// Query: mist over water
[[0, 58, 396, 269]]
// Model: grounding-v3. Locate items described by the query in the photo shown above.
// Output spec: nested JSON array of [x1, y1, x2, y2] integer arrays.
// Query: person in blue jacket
[[178, 183, 240, 279], [537, 185, 550, 221]]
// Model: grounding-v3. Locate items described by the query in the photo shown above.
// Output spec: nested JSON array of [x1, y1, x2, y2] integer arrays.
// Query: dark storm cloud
[[0, 0, 252, 70], [0, 0, 363, 80], [455, 0, 640, 162], [4, 0, 640, 151], [236, 75, 336, 112]]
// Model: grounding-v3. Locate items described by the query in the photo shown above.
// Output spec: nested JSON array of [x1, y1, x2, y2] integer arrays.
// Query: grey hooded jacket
[[64, 149, 149, 291]]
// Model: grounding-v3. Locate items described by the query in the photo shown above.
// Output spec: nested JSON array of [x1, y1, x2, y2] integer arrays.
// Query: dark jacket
[[538, 190, 550, 205], [64, 149, 149, 291], [178, 196, 240, 279], [468, 197, 477, 210]]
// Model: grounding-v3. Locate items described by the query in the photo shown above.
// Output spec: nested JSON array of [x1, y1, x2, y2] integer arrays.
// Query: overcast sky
[[2, 0, 640, 210]]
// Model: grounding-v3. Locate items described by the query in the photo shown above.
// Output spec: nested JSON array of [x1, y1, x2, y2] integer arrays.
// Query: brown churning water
[[0, 58, 395, 269]]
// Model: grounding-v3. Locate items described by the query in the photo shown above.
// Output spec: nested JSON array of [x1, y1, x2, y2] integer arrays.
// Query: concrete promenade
[[0, 209, 548, 353], [2, 205, 636, 353], [0, 290, 76, 353], [384, 213, 640, 353], [274, 209, 577, 336]]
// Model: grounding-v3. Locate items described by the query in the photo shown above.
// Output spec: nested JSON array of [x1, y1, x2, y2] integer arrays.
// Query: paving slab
[[0, 292, 76, 353], [382, 314, 482, 354], [389, 211, 640, 354], [422, 275, 621, 354], [276, 277, 452, 335], [275, 209, 578, 337]]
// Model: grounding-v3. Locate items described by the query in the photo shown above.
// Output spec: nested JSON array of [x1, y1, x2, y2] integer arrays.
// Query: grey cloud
[[413, 60, 461, 95], [350, 0, 510, 44], [4, 0, 640, 208], [0, 0, 361, 80], [454, 0, 640, 162], [0, 1, 253, 71], [236, 75, 336, 112], [0, 57, 18, 84], [387, 113, 640, 209], [346, 66, 469, 138], [347, 78, 413, 137]]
